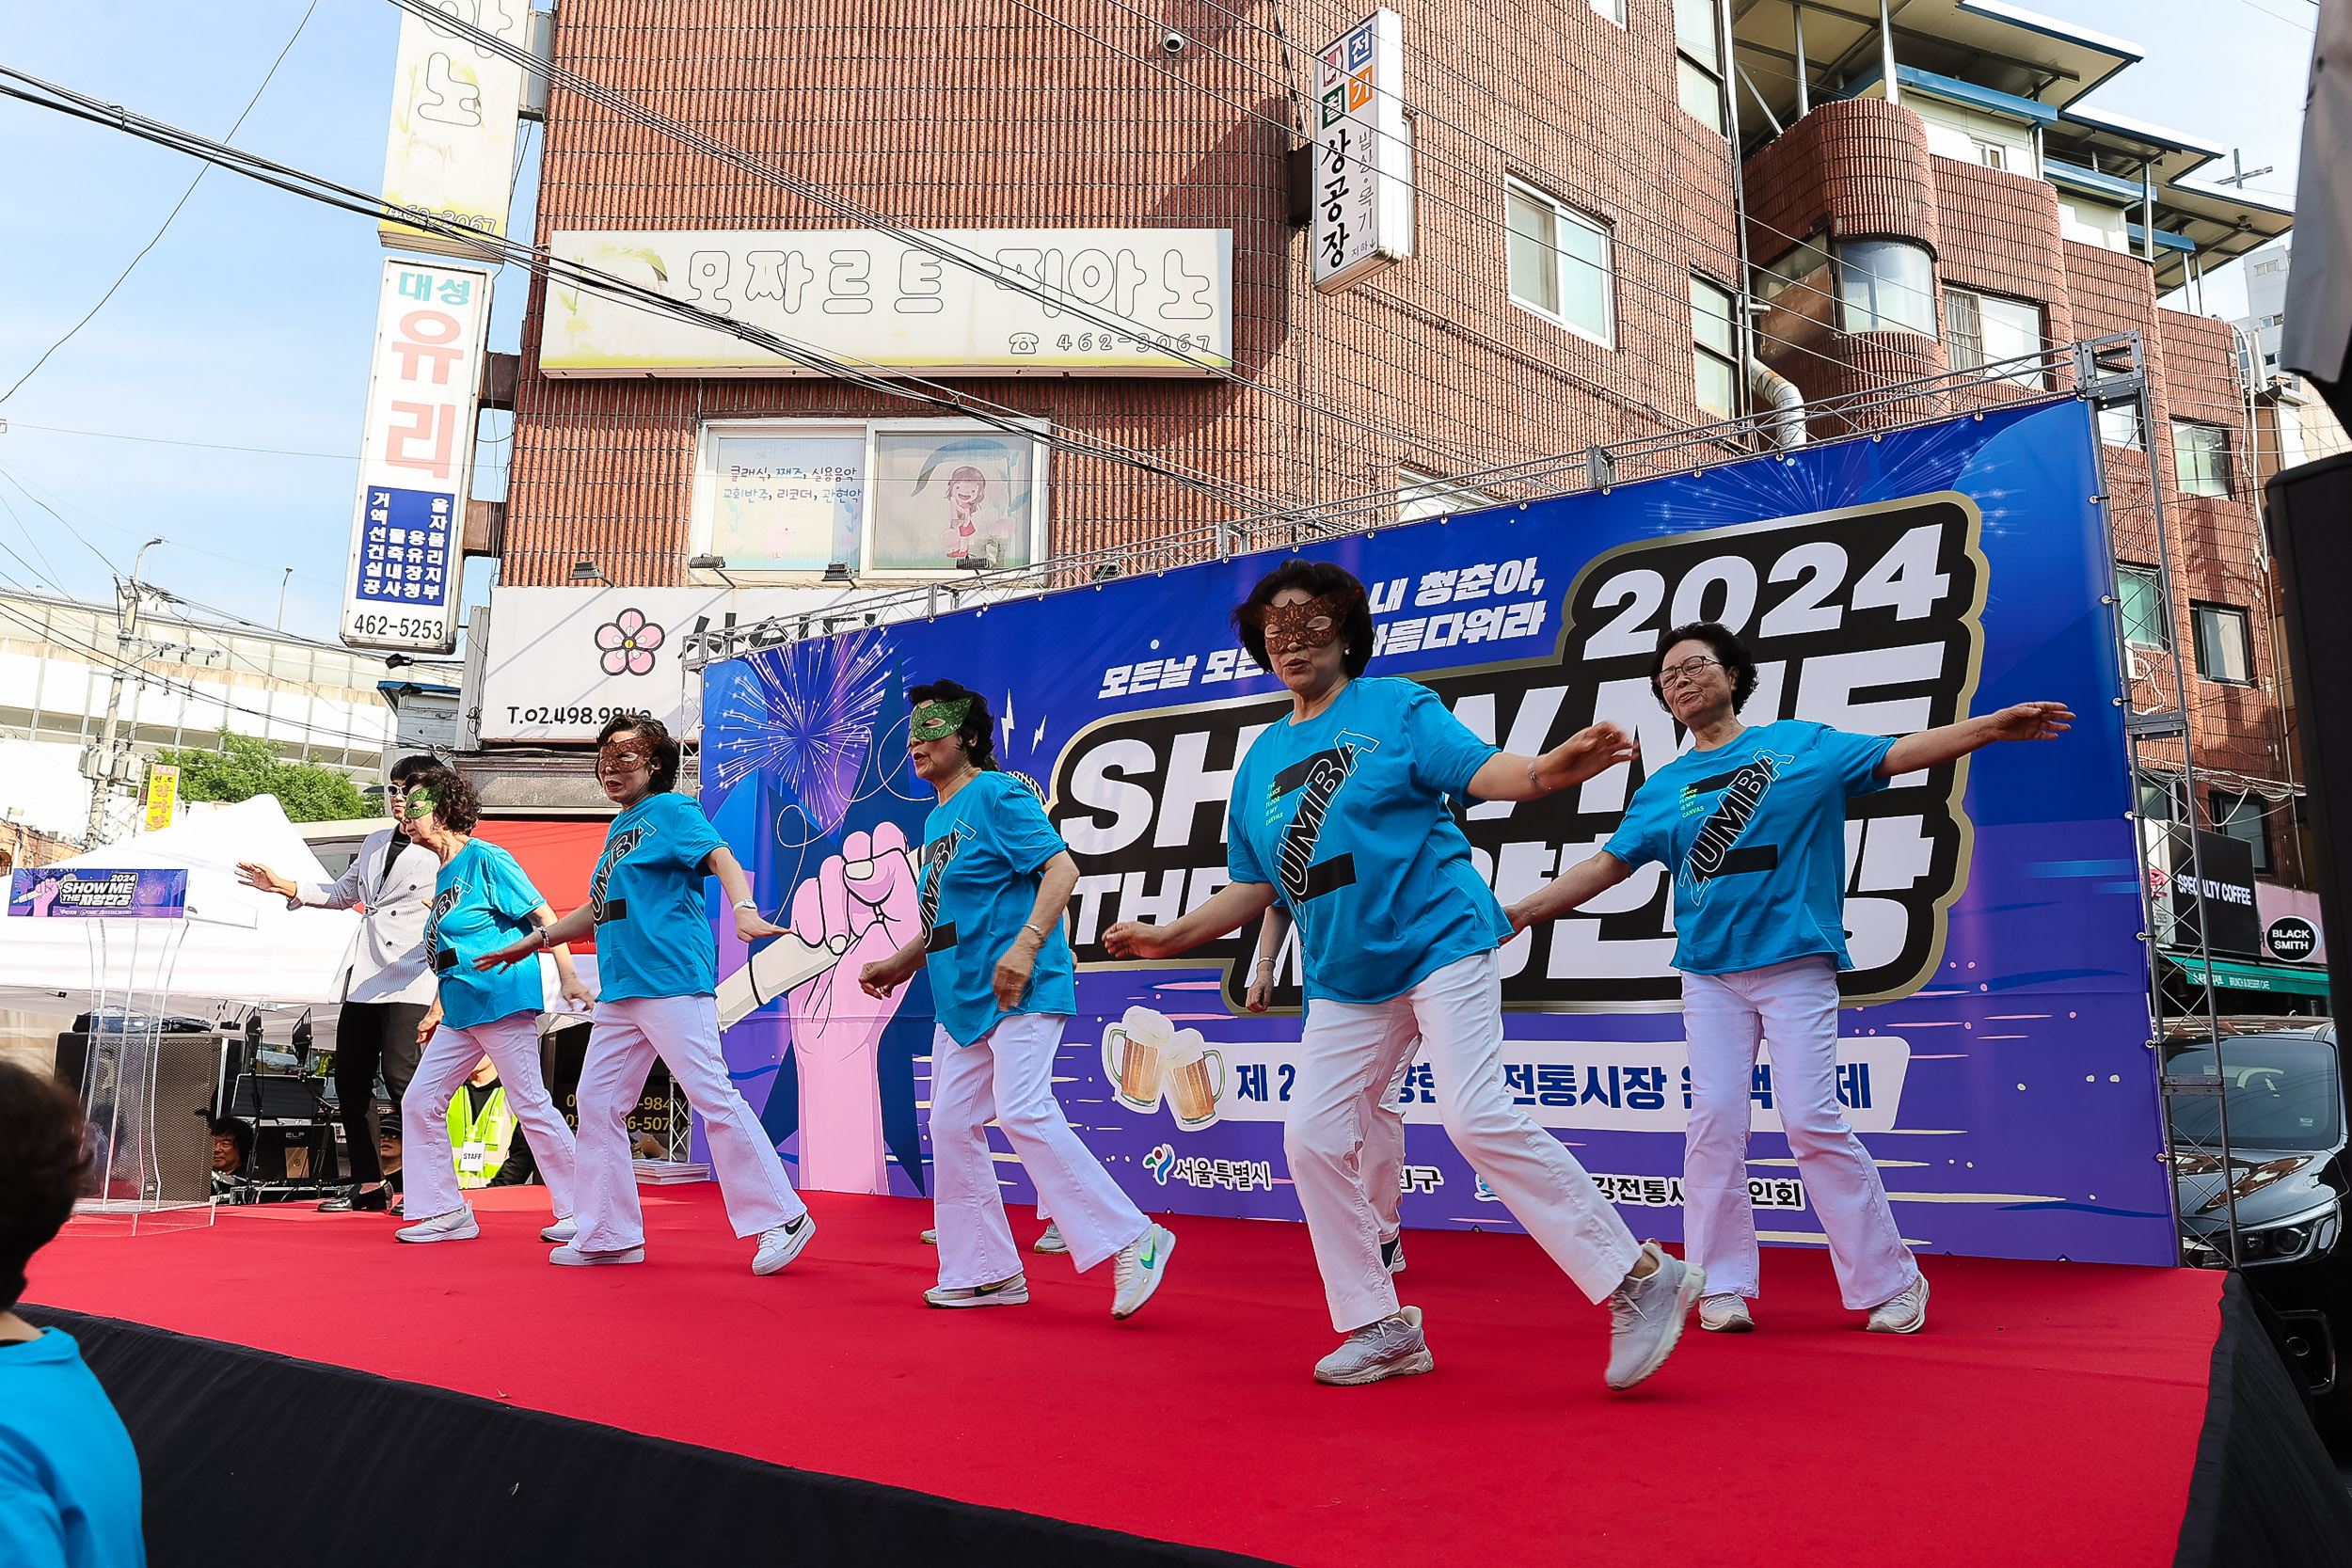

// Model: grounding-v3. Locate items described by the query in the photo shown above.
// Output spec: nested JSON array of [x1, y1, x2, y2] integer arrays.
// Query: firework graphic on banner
[[707, 630, 892, 832]]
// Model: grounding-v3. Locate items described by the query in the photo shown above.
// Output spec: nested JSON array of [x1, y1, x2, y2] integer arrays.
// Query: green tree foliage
[[152, 733, 368, 824]]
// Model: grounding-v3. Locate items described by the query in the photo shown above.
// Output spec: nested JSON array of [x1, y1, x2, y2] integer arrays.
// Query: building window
[[2115, 563, 2169, 650], [2172, 420, 2233, 498], [1692, 275, 1740, 418], [1970, 138, 2007, 170], [1835, 239, 1938, 337], [1589, 0, 1626, 23], [2097, 404, 2144, 450], [2137, 772, 2183, 823], [2190, 602, 2253, 684], [1506, 180, 1614, 346], [1944, 286, 2044, 385], [2210, 790, 2273, 874], [690, 418, 1049, 579], [1398, 469, 1496, 524], [1674, 0, 1727, 134]]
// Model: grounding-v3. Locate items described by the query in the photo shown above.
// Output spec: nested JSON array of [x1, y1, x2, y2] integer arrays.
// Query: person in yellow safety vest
[[448, 1055, 519, 1189]]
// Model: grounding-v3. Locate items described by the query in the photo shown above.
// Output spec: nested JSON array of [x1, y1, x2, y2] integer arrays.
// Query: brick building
[[469, 0, 2306, 933]]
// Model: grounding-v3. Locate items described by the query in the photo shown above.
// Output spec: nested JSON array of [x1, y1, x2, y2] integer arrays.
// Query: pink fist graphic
[[786, 822, 921, 1194]]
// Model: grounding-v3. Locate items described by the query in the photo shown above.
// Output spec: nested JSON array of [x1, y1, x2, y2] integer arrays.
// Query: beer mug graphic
[[1102, 1006, 1174, 1113], [1164, 1030, 1226, 1132]]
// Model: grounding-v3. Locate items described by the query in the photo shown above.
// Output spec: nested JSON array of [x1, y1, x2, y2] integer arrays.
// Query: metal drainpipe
[[1792, 3, 1809, 119], [1878, 0, 1899, 105]]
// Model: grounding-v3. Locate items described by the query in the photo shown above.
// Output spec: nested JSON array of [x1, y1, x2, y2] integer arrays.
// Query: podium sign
[[9, 868, 189, 919]]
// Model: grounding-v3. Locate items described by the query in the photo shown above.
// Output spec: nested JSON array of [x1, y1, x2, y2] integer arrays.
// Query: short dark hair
[[907, 679, 999, 770], [1650, 621, 1759, 713], [401, 762, 482, 834], [596, 713, 682, 793], [1234, 560, 1375, 677], [388, 753, 439, 783], [207, 1114, 254, 1170], [0, 1061, 91, 1311]]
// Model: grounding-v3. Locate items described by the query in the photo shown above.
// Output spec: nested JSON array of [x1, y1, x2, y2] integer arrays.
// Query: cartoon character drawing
[[939, 465, 1009, 568]]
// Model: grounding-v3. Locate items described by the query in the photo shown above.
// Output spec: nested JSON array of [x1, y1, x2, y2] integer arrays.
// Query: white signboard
[[480, 586, 844, 742], [342, 259, 493, 654], [1311, 9, 1414, 293], [540, 228, 1234, 377], [379, 0, 530, 257]]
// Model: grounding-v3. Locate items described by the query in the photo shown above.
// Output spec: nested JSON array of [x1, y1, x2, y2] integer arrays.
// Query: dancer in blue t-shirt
[[1510, 621, 2071, 1335], [860, 681, 1172, 1317], [0, 1060, 145, 1568], [1105, 561, 1706, 1392], [388, 764, 586, 1245], [480, 716, 815, 1274]]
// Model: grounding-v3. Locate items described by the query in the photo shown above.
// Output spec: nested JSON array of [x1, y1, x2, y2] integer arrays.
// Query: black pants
[[334, 1000, 429, 1184]]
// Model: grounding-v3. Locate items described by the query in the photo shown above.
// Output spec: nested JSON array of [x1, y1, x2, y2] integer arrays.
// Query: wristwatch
[[734, 899, 759, 911]]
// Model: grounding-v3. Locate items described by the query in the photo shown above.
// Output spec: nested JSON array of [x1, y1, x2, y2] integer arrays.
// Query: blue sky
[[0, 0, 2316, 645]]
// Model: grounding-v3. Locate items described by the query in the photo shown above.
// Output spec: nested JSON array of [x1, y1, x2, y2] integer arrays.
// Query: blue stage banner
[[702, 397, 2174, 1266], [8, 867, 189, 919]]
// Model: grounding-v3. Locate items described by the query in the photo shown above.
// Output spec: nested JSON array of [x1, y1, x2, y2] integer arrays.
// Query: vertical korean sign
[[379, 0, 530, 257], [342, 258, 492, 654], [1310, 8, 1413, 293], [140, 765, 178, 833]]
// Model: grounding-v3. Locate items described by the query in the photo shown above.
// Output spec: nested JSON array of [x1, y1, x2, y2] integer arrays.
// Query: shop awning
[[2161, 952, 2333, 996]]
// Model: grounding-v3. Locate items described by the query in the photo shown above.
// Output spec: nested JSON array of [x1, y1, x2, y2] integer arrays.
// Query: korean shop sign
[[1310, 9, 1415, 293], [379, 0, 530, 258], [341, 259, 493, 654]]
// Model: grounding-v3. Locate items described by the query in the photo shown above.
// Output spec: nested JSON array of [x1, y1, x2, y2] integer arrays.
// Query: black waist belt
[[925, 921, 958, 954], [596, 898, 628, 926], [432, 949, 457, 974]]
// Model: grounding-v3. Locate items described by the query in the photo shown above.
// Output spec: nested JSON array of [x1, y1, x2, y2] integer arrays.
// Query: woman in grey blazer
[[238, 754, 442, 1212]]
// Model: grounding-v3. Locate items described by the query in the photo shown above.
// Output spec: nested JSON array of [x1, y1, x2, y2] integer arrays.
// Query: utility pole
[[82, 537, 164, 847]]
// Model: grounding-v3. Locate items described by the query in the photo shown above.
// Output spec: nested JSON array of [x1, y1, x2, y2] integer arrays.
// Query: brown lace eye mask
[[1239, 587, 1362, 657], [598, 741, 650, 779]]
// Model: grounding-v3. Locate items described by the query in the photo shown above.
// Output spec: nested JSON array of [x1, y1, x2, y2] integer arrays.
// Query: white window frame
[[1673, 0, 1727, 135], [1691, 274, 1741, 419], [1589, 0, 1626, 24], [2190, 601, 2253, 685], [1504, 178, 1616, 350], [2114, 562, 2169, 651], [690, 416, 1052, 584], [2172, 420, 2233, 499]]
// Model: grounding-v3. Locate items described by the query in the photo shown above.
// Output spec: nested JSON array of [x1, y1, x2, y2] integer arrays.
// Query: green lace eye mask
[[910, 697, 973, 742], [402, 784, 441, 820]]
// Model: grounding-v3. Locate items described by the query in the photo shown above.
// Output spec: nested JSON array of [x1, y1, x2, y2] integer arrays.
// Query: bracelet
[[1255, 958, 1276, 970], [1021, 922, 1049, 940], [735, 899, 758, 911]]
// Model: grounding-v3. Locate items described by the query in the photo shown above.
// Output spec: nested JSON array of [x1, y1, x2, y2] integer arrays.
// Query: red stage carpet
[[33, 1186, 2221, 1567]]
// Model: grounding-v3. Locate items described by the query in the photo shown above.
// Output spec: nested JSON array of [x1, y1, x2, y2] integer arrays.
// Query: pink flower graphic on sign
[[595, 608, 664, 676]]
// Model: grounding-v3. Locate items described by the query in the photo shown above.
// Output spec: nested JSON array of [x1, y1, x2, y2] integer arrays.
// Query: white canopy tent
[[0, 795, 360, 1019]]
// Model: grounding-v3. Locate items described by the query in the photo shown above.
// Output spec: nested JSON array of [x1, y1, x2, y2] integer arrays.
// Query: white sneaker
[[925, 1274, 1030, 1308], [395, 1205, 477, 1243], [1380, 1233, 1406, 1275], [1604, 1242, 1705, 1391], [753, 1214, 815, 1275], [1867, 1275, 1930, 1334], [1033, 1219, 1068, 1255], [1313, 1307, 1435, 1386], [541, 1217, 578, 1244], [1110, 1222, 1174, 1319], [920, 1227, 938, 1244], [1698, 1293, 1754, 1333], [550, 1242, 644, 1266]]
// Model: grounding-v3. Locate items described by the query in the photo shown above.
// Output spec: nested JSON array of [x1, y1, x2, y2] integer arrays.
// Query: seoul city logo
[[1143, 1143, 1176, 1184], [595, 608, 665, 676]]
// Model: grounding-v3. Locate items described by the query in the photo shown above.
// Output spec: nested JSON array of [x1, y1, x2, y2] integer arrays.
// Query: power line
[[0, 0, 321, 406], [3, 420, 356, 461]]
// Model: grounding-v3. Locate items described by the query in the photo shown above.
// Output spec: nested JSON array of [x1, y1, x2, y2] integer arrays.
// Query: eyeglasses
[[1657, 655, 1723, 690]]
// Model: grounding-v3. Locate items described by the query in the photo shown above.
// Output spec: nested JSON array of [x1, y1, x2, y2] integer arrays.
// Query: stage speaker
[[54, 1029, 228, 1204], [2266, 451, 2352, 1039]]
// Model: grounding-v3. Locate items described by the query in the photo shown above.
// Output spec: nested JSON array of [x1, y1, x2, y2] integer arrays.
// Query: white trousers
[[402, 1011, 578, 1224], [930, 1014, 1147, 1286], [1287, 950, 1643, 1332], [575, 994, 808, 1254], [1681, 955, 1917, 1309]]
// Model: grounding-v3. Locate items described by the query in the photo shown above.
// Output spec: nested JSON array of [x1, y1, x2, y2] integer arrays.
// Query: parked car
[[2166, 1023, 2346, 1423]]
